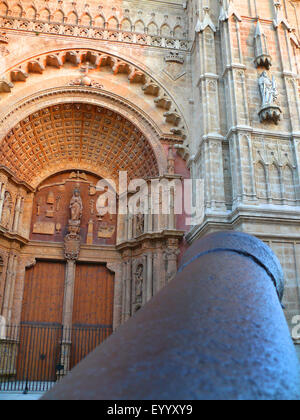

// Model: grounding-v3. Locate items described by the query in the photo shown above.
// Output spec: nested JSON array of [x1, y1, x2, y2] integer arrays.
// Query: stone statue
[[1, 192, 12, 229], [69, 188, 83, 222], [136, 213, 144, 236], [135, 264, 144, 304], [258, 71, 282, 124], [259, 71, 278, 106]]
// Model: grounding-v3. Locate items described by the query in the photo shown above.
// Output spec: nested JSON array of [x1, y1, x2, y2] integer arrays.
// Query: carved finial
[[196, 6, 216, 33], [254, 20, 272, 70]]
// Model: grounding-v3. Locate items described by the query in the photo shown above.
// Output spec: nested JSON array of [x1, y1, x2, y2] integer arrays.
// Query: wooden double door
[[17, 261, 114, 381]]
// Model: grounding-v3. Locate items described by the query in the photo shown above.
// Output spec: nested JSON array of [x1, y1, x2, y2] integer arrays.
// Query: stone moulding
[[0, 48, 188, 138], [0, 16, 189, 52], [258, 105, 282, 125]]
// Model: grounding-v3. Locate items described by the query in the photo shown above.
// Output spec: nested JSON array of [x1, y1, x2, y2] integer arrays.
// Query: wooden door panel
[[73, 263, 114, 327], [21, 261, 65, 324], [70, 264, 114, 369]]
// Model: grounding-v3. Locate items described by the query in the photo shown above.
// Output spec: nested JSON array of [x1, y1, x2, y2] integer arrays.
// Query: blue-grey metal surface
[[43, 231, 300, 400]]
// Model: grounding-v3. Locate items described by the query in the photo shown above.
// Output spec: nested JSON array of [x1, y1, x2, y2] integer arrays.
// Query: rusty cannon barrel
[[43, 231, 300, 400]]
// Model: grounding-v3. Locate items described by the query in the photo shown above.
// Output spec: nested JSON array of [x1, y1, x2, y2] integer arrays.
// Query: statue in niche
[[258, 71, 282, 124], [135, 264, 144, 304], [136, 213, 145, 236], [69, 188, 83, 223], [1, 192, 12, 229], [259, 71, 278, 106]]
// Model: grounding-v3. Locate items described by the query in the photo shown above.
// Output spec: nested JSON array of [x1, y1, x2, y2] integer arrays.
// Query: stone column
[[121, 261, 127, 324], [164, 239, 180, 285], [124, 260, 132, 322], [7, 256, 18, 324], [107, 262, 123, 331], [59, 259, 76, 377], [168, 187, 175, 230], [2, 253, 17, 323], [147, 193, 153, 233], [153, 247, 165, 293], [127, 214, 133, 241], [12, 196, 21, 233]]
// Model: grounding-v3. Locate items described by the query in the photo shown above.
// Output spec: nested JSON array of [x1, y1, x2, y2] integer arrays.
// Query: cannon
[[43, 231, 300, 400]]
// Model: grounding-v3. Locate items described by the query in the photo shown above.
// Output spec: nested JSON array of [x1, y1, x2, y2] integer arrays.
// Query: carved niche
[[258, 71, 282, 124], [134, 264, 144, 312], [1, 191, 12, 229], [30, 171, 117, 246], [64, 188, 83, 261]]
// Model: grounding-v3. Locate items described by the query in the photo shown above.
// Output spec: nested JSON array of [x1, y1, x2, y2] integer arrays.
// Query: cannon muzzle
[[43, 231, 300, 400]]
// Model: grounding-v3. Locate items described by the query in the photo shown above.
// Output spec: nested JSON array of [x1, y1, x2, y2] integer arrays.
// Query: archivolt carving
[[0, 88, 169, 184], [0, 102, 162, 188], [0, 48, 187, 137]]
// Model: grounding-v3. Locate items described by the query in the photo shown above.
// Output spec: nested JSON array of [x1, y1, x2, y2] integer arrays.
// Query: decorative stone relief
[[135, 214, 145, 237], [64, 188, 83, 260], [258, 72, 282, 124], [134, 264, 144, 307], [33, 221, 55, 235], [1, 191, 12, 229], [98, 223, 115, 238], [254, 21, 272, 70], [163, 51, 186, 81]]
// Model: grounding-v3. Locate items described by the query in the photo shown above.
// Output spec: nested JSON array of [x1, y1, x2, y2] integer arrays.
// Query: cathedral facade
[[0, 0, 300, 379]]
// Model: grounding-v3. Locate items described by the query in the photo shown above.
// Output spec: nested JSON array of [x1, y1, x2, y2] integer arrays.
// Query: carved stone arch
[[161, 23, 171, 37], [3, 48, 188, 138], [67, 11, 78, 25], [269, 162, 282, 201], [255, 161, 268, 201], [80, 12, 92, 27], [147, 21, 159, 36], [134, 19, 145, 33], [11, 2, 23, 18], [174, 25, 183, 38], [282, 163, 296, 202], [0, 89, 168, 187], [26, 5, 37, 20], [0, 1, 8, 16], [107, 16, 119, 30], [121, 17, 132, 32], [39, 7, 51, 22], [94, 14, 105, 28], [52, 9, 64, 23]]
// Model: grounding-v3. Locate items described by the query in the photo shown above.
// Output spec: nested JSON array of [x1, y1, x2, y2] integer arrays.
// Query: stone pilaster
[[59, 259, 76, 377], [2, 253, 18, 324], [107, 262, 123, 331], [0, 182, 6, 221], [146, 252, 153, 302]]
